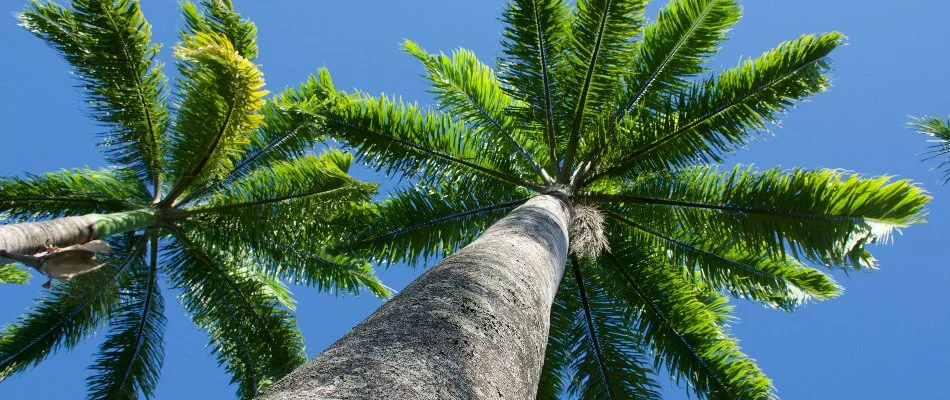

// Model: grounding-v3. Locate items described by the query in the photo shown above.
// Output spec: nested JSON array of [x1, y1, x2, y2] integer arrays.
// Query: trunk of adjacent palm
[[0, 209, 156, 265], [260, 193, 572, 400]]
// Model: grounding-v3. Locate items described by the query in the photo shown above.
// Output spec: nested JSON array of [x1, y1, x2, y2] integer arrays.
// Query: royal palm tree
[[910, 115, 950, 184], [259, 0, 929, 399], [0, 1, 387, 398]]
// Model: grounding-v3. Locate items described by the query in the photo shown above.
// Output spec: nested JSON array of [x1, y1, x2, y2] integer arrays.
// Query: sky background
[[1, 0, 948, 399]]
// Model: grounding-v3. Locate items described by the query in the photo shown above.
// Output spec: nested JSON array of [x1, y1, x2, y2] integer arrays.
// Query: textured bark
[[0, 210, 155, 265], [260, 193, 573, 400]]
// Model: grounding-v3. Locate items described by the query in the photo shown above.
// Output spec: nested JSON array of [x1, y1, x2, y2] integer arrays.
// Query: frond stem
[[562, 0, 613, 182], [570, 255, 616, 400]]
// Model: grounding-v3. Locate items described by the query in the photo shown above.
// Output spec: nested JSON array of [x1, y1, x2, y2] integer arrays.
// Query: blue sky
[[1, 1, 948, 399]]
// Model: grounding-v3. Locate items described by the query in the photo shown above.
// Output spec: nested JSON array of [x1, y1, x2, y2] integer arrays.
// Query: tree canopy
[[0, 1, 386, 399], [286, 0, 931, 398]]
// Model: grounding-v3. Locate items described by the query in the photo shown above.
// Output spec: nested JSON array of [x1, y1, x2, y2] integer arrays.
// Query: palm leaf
[[403, 40, 546, 177], [909, 115, 950, 184], [601, 246, 775, 400], [163, 231, 305, 399], [0, 234, 147, 381], [0, 265, 31, 285], [606, 210, 841, 310], [561, 0, 646, 177], [594, 32, 843, 181], [182, 0, 258, 60], [560, 257, 662, 399], [310, 70, 541, 190], [86, 235, 165, 400], [0, 168, 147, 222], [163, 31, 268, 205], [19, 0, 169, 192], [177, 72, 337, 205], [590, 165, 929, 270], [499, 0, 572, 174], [620, 0, 741, 114]]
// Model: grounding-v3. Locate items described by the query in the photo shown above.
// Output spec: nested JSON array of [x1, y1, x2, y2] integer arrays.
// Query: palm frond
[[909, 115, 950, 184], [592, 165, 929, 270], [164, 31, 267, 205], [601, 247, 775, 400], [607, 210, 841, 310], [564, 257, 661, 399], [310, 70, 542, 190], [0, 264, 31, 285], [86, 235, 165, 400], [177, 72, 337, 205], [0, 168, 147, 222], [163, 231, 305, 399], [561, 0, 646, 177], [403, 40, 547, 177], [19, 0, 169, 192], [594, 32, 843, 181], [620, 0, 740, 114], [188, 151, 373, 218], [182, 0, 257, 60], [499, 0, 572, 174], [0, 234, 146, 382]]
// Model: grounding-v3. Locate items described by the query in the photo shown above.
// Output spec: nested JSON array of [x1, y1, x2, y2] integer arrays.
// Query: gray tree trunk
[[0, 210, 155, 265], [260, 193, 573, 400]]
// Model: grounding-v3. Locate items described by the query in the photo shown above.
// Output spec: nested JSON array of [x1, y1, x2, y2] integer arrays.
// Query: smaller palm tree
[[0, 1, 385, 399], [910, 115, 950, 184]]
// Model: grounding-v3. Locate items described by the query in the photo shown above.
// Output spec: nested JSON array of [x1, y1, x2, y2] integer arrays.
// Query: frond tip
[[570, 203, 610, 259]]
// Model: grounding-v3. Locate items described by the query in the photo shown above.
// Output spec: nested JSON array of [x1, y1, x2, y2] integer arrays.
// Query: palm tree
[[259, 0, 930, 399], [910, 115, 950, 184], [0, 1, 387, 398]]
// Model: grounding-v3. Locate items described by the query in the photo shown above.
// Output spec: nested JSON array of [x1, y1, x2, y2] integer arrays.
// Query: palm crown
[[0, 1, 386, 399], [291, 0, 929, 398]]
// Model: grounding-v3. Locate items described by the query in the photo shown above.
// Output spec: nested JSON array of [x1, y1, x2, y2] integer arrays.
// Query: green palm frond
[[178, 152, 386, 297], [560, 257, 662, 399], [0, 234, 147, 381], [561, 0, 646, 177], [0, 168, 148, 222], [309, 70, 541, 190], [86, 236, 165, 400], [620, 0, 741, 115], [344, 183, 530, 267], [591, 166, 929, 270], [606, 211, 840, 310], [19, 0, 169, 191], [499, 0, 572, 173], [178, 74, 338, 205], [182, 0, 258, 60], [164, 31, 267, 205], [191, 151, 373, 220], [0, 265, 31, 285], [403, 40, 546, 176], [909, 115, 950, 184], [602, 246, 774, 400], [595, 32, 843, 180], [163, 232, 305, 399]]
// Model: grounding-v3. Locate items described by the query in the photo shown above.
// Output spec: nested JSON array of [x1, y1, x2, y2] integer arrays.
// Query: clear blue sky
[[1, 1, 948, 399]]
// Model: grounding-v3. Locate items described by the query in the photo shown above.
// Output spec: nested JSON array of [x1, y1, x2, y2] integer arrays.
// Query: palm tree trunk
[[260, 193, 572, 400], [0, 210, 156, 265]]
